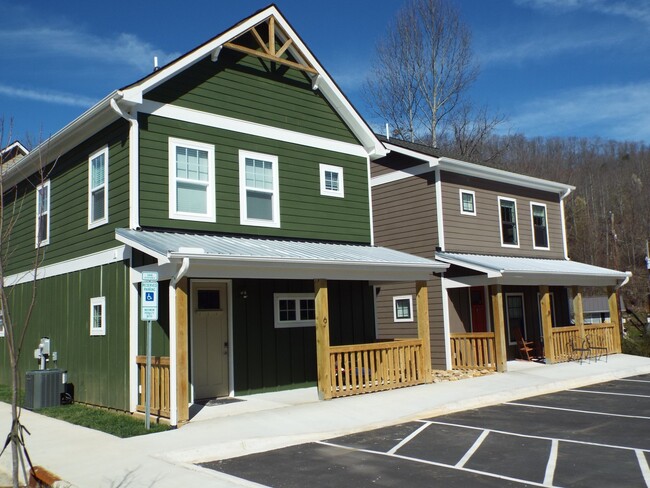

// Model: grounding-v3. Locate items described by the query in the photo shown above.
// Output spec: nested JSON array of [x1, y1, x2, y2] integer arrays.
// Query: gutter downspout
[[559, 187, 572, 260], [169, 257, 190, 426], [110, 97, 140, 229], [616, 272, 632, 290]]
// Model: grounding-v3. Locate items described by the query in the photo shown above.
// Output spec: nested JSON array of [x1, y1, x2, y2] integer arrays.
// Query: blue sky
[[2, 0, 650, 146]]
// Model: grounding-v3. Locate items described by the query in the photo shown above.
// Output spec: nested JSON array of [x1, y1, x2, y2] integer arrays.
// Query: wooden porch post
[[572, 286, 585, 341], [539, 285, 555, 364], [416, 281, 432, 383], [607, 286, 622, 353], [314, 279, 332, 400], [489, 284, 508, 372], [175, 277, 189, 425]]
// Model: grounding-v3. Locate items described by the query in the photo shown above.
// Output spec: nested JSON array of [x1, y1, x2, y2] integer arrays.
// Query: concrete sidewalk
[[2, 354, 650, 488]]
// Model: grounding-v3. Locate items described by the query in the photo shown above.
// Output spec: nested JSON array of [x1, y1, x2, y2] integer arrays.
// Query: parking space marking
[[505, 401, 650, 420], [569, 389, 650, 398], [637, 449, 650, 486], [455, 429, 489, 468], [387, 421, 430, 455], [316, 440, 550, 487], [620, 378, 650, 383], [543, 439, 558, 487]]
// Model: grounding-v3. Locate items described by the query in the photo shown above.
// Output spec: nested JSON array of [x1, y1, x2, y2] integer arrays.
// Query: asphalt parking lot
[[201, 373, 650, 487]]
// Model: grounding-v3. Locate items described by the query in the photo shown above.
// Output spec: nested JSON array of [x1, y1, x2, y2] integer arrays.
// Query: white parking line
[[636, 449, 650, 486], [619, 378, 650, 384], [569, 389, 650, 399], [387, 422, 431, 455], [543, 439, 558, 487], [506, 401, 650, 420], [456, 430, 489, 468]]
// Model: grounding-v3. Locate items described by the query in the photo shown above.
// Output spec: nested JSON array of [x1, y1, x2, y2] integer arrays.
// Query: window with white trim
[[319, 164, 344, 198], [274, 293, 315, 328], [531, 202, 550, 250], [459, 189, 476, 216], [239, 150, 280, 227], [35, 180, 50, 247], [88, 146, 109, 228], [393, 295, 414, 322], [90, 297, 106, 336], [498, 197, 519, 247], [169, 138, 215, 222], [506, 293, 526, 345]]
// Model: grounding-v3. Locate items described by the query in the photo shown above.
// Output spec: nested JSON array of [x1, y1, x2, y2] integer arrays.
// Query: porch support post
[[314, 279, 332, 400], [175, 277, 189, 424], [416, 281, 432, 383], [607, 286, 622, 353], [539, 285, 555, 364], [489, 284, 507, 372], [572, 286, 585, 341]]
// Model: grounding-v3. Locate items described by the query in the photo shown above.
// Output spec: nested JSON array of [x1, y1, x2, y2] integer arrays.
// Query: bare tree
[[364, 0, 479, 146]]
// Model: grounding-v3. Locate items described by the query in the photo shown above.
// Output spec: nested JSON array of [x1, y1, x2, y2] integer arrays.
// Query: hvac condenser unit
[[24, 369, 64, 410]]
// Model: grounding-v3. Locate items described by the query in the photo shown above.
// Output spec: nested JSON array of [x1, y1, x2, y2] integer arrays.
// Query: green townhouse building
[[0, 6, 446, 426]]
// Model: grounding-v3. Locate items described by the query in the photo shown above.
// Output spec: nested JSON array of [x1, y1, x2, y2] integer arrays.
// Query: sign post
[[141, 271, 158, 430]]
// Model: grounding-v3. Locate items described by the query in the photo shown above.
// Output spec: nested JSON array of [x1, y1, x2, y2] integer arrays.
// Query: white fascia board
[[140, 100, 367, 158], [0, 141, 29, 157], [371, 162, 432, 187], [438, 157, 575, 195], [115, 231, 170, 265], [435, 254, 502, 278]]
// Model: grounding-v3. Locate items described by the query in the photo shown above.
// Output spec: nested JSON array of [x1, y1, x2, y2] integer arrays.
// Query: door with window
[[470, 287, 487, 332], [192, 282, 229, 399]]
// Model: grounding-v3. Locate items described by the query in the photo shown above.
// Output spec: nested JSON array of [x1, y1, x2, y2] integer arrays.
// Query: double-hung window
[[90, 296, 106, 336], [239, 150, 280, 227], [459, 189, 476, 216], [498, 197, 519, 247], [35, 180, 50, 247], [274, 293, 315, 328], [319, 163, 344, 198], [169, 138, 215, 222], [531, 202, 550, 249], [88, 147, 109, 228]]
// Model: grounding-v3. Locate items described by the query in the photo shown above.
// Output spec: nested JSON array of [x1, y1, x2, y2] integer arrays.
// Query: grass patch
[[36, 404, 171, 438], [0, 385, 24, 405]]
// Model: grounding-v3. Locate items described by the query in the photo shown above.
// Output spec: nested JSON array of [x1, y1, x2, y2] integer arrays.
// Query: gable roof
[[5, 5, 385, 189]]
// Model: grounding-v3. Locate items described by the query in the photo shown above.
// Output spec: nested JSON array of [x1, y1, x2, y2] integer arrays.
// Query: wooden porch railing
[[328, 339, 425, 398], [551, 323, 621, 363], [450, 332, 497, 371], [136, 355, 171, 419], [585, 323, 620, 353]]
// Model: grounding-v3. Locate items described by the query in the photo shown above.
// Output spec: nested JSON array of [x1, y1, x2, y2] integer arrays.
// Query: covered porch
[[117, 229, 447, 426], [437, 252, 631, 372]]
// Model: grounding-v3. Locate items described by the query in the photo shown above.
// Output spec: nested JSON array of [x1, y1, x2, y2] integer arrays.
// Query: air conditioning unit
[[24, 369, 64, 410]]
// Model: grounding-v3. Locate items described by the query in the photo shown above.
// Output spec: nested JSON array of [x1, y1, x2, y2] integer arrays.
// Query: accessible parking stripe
[[569, 389, 650, 399], [387, 421, 430, 455], [455, 430, 489, 468]]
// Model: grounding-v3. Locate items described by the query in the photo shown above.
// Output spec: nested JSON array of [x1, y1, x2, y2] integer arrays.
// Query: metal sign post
[[141, 271, 159, 430]]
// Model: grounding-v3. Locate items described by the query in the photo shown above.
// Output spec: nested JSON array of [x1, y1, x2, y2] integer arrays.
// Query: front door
[[192, 282, 229, 400], [470, 286, 487, 332]]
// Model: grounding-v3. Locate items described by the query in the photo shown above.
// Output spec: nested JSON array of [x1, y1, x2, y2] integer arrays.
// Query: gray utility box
[[24, 369, 64, 410]]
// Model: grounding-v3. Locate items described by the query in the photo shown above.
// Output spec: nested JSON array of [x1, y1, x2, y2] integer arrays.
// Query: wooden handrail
[[136, 355, 171, 419], [450, 332, 496, 370]]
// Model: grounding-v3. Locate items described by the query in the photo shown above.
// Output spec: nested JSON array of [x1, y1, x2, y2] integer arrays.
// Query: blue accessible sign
[[141, 272, 159, 321]]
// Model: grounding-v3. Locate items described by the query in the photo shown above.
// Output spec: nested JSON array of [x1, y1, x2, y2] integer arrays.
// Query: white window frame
[[274, 293, 315, 328], [90, 296, 106, 336], [530, 202, 550, 250], [498, 196, 520, 248], [459, 189, 476, 216], [393, 295, 414, 323], [505, 292, 526, 345], [35, 180, 51, 247], [239, 150, 280, 228], [319, 163, 344, 198], [168, 137, 216, 223], [88, 146, 109, 229]]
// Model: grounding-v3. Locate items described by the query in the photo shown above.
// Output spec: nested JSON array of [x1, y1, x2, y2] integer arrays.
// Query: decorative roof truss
[[223, 15, 317, 75]]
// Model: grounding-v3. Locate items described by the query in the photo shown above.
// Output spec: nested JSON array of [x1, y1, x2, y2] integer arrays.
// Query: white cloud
[[0, 83, 96, 107], [507, 81, 650, 141], [515, 0, 650, 26]]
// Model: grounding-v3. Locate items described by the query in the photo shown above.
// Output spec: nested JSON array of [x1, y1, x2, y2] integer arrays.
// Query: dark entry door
[[470, 286, 487, 332]]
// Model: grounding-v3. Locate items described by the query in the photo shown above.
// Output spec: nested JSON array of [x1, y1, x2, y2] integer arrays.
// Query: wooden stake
[[490, 285, 508, 372], [416, 281, 432, 383], [175, 278, 189, 424], [315, 279, 331, 400], [540, 285, 555, 364]]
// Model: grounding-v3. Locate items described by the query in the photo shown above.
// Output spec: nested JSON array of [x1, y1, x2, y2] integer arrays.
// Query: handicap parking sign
[[141, 280, 158, 321]]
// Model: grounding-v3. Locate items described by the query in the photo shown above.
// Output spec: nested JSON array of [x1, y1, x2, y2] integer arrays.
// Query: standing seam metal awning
[[116, 228, 448, 281]]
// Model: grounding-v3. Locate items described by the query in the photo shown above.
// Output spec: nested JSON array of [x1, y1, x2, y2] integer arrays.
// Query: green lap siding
[[139, 114, 371, 243], [147, 52, 358, 145], [0, 262, 130, 411], [3, 120, 130, 275]]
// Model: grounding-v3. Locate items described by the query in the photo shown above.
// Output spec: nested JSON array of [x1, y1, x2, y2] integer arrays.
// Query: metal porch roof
[[116, 229, 447, 281]]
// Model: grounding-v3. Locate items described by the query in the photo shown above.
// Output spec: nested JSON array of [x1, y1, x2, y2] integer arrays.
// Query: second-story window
[[459, 189, 476, 215], [239, 150, 280, 228], [319, 163, 344, 198], [498, 197, 519, 247], [169, 138, 215, 222], [35, 180, 50, 247], [531, 202, 549, 249], [88, 147, 109, 228]]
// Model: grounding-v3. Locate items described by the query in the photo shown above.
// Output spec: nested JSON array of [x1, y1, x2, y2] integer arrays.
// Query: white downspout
[[169, 257, 190, 426], [559, 187, 572, 260]]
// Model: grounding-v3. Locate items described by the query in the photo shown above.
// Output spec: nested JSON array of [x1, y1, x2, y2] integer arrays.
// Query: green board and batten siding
[[139, 114, 371, 242], [3, 120, 130, 275]]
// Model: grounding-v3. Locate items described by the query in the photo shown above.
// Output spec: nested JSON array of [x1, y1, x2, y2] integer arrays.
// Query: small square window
[[459, 190, 476, 216], [274, 293, 315, 328], [90, 297, 106, 336], [319, 164, 344, 198], [393, 295, 414, 322], [198, 290, 221, 310]]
